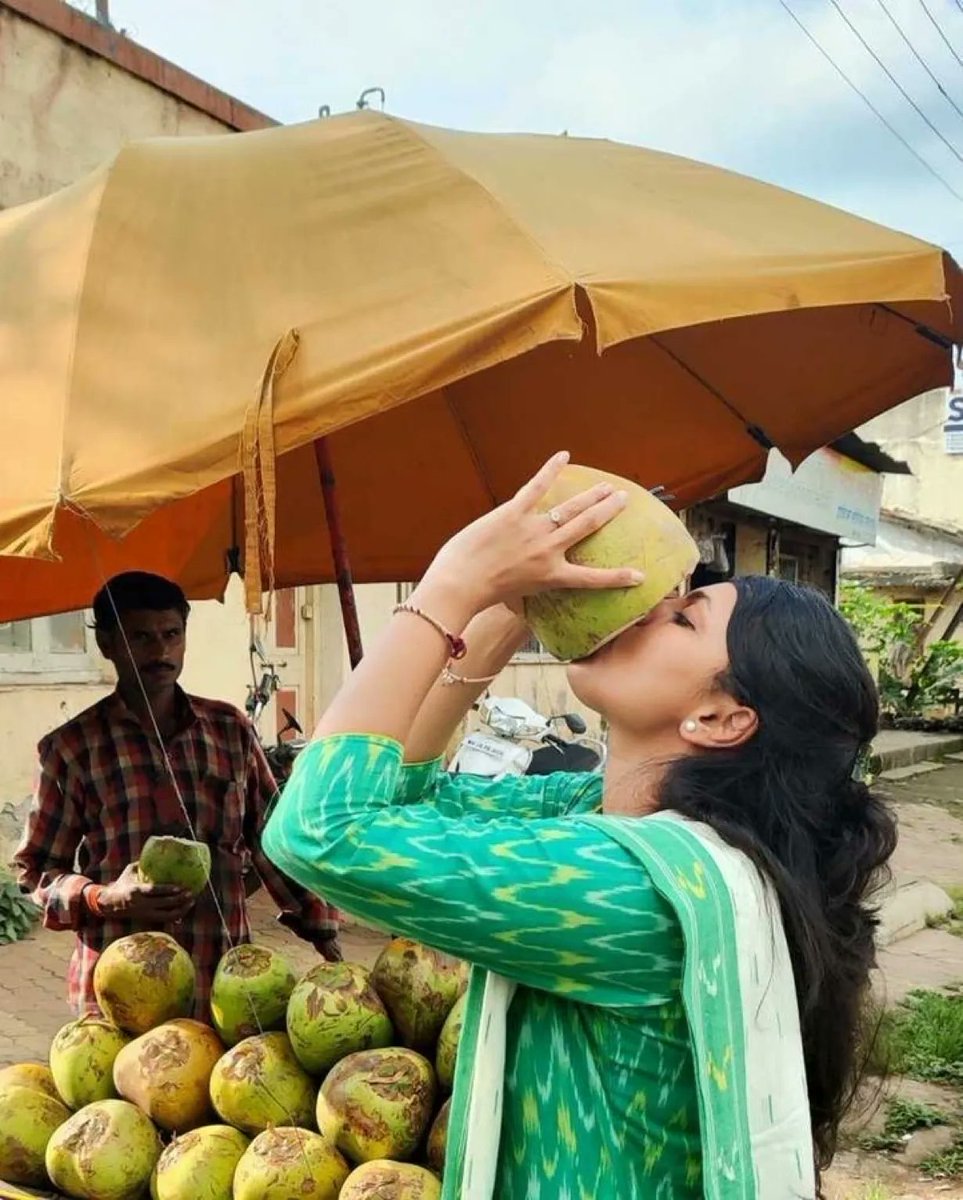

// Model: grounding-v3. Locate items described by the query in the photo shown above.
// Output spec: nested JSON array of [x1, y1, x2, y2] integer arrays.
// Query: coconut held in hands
[[525, 464, 700, 661]]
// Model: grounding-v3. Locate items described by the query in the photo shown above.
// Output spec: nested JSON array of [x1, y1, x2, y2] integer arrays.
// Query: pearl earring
[[683, 720, 698, 733]]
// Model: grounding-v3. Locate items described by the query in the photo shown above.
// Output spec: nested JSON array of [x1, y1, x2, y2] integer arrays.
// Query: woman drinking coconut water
[[263, 452, 896, 1200]]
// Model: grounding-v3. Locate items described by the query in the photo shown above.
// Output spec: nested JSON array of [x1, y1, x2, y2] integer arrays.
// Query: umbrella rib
[[649, 336, 774, 451], [876, 303, 955, 348], [445, 390, 499, 506]]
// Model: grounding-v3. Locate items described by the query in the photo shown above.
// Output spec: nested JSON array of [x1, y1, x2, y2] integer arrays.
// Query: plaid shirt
[[14, 689, 338, 1017]]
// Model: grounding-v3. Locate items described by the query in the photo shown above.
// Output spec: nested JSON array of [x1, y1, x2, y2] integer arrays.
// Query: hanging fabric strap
[[241, 329, 301, 616]]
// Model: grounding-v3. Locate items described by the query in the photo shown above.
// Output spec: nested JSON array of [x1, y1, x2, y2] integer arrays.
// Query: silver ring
[[548, 508, 564, 528]]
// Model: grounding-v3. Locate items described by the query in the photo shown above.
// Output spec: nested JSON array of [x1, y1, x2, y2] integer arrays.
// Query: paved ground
[[2, 760, 961, 1198], [874, 729, 963, 770], [873, 762, 963, 1003], [0, 898, 387, 1067]]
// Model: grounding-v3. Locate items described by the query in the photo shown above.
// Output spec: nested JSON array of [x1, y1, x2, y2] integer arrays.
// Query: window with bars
[[513, 631, 551, 659]]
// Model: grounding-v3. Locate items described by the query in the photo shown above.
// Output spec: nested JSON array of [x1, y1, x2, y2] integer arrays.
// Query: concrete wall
[[0, 3, 269, 858], [0, 8, 230, 210], [860, 391, 962, 527], [853, 392, 963, 642], [0, 681, 109, 865], [179, 575, 253, 713]]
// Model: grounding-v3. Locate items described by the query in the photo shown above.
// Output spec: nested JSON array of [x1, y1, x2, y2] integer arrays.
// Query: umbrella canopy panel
[[0, 111, 959, 620]]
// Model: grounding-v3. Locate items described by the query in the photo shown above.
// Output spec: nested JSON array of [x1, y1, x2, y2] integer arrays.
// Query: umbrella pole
[[313, 438, 364, 668]]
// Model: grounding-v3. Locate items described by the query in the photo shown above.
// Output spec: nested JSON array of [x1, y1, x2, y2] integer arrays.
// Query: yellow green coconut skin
[[525, 464, 700, 661]]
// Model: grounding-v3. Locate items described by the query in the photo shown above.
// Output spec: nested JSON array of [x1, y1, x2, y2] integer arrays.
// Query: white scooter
[[449, 696, 607, 779]]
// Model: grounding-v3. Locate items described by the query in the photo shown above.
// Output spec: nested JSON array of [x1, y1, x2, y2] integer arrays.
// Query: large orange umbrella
[[2, 111, 960, 645]]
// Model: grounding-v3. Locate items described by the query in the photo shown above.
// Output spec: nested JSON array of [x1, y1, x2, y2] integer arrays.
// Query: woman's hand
[[311, 453, 642, 747], [418, 452, 642, 616]]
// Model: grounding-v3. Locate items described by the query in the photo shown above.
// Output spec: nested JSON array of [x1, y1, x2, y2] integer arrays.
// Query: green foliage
[[857, 1096, 947, 1151], [866, 990, 963, 1084], [0, 868, 38, 945], [920, 1136, 963, 1178], [839, 583, 963, 717]]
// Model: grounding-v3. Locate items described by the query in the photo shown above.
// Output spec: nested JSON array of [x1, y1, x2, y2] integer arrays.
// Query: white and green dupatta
[[444, 812, 816, 1200]]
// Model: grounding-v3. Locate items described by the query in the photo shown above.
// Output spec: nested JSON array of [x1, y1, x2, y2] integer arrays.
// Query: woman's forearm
[[312, 578, 479, 745], [404, 605, 530, 763], [311, 453, 635, 748]]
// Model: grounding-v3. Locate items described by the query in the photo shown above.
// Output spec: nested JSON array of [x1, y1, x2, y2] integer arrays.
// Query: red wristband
[[83, 884, 105, 917]]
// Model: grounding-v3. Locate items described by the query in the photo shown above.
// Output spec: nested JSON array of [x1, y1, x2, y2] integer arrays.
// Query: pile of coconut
[[0, 910, 465, 1199]]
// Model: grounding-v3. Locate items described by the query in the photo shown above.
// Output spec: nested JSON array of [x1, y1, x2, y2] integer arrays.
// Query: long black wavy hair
[[657, 575, 897, 1182]]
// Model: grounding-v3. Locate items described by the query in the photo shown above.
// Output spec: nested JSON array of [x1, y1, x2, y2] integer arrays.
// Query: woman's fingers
[[543, 480, 615, 528], [557, 563, 645, 590], [513, 451, 570, 509], [553, 488, 628, 547]]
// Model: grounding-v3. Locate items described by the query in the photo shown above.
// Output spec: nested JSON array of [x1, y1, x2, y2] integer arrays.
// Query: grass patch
[[857, 1096, 948, 1151], [920, 1135, 963, 1178], [925, 886, 963, 938], [845, 1184, 891, 1200], [866, 990, 963, 1084]]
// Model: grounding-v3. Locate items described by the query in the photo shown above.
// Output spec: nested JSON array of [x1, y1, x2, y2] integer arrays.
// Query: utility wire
[[828, 0, 963, 164], [779, 0, 963, 202], [872, 0, 963, 124], [918, 0, 963, 70]]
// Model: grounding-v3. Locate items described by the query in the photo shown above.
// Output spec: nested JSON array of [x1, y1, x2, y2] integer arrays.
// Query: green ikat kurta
[[263, 735, 703, 1199]]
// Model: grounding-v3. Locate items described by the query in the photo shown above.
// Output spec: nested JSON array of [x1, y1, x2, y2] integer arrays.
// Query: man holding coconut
[[14, 571, 340, 1019]]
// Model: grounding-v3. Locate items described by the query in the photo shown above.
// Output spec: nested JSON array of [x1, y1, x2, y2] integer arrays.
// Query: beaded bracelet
[[392, 603, 468, 660], [440, 664, 499, 688]]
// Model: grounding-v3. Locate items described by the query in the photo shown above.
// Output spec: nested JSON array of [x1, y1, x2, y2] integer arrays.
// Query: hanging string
[[67, 497, 319, 1179]]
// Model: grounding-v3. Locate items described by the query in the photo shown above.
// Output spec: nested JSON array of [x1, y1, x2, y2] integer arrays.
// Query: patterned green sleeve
[[394, 754, 601, 820], [263, 735, 683, 1007]]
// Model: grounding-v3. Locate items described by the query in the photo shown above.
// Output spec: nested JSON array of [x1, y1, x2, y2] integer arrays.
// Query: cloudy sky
[[92, 0, 963, 253]]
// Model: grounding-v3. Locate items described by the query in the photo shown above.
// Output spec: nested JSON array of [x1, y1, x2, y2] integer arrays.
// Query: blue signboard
[[946, 392, 963, 455]]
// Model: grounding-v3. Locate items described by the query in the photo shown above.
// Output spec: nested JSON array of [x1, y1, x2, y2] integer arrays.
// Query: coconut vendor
[[262, 453, 897, 1199], [14, 570, 341, 1020]]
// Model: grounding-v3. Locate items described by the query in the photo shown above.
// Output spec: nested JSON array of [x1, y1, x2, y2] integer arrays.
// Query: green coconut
[[210, 944, 297, 1046], [319, 1047, 435, 1165], [339, 1160, 442, 1199], [49, 1015, 131, 1109], [208, 1031, 316, 1135], [371, 938, 468, 1052], [45, 1098, 162, 1200], [233, 1127, 350, 1200], [150, 1124, 249, 1200], [435, 993, 465, 1092], [113, 1019, 224, 1133], [93, 932, 195, 1035], [0, 1082, 71, 1186], [426, 1098, 450, 1175], [524, 463, 700, 661], [0, 1061, 60, 1100], [286, 961, 394, 1075], [138, 836, 211, 896]]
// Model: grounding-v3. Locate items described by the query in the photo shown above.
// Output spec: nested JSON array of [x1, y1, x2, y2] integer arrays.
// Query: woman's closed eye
[[672, 610, 695, 630]]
